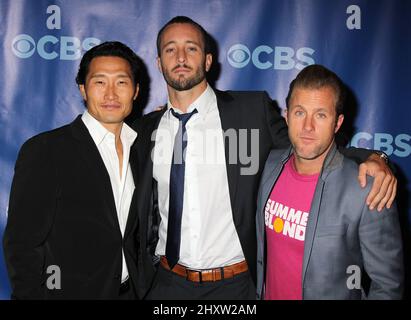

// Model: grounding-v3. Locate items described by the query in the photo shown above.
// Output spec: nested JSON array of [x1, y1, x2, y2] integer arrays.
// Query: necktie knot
[[171, 108, 198, 127]]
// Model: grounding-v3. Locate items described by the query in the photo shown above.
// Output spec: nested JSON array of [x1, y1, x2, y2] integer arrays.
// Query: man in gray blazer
[[256, 64, 404, 300]]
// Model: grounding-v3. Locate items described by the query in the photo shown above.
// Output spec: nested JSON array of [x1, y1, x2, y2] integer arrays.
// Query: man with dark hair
[[133, 16, 396, 300], [256, 64, 403, 300], [76, 41, 141, 87], [156, 16, 211, 57], [3, 41, 141, 299]]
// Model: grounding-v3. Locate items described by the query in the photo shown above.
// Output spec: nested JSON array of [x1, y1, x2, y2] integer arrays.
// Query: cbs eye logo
[[11, 34, 100, 60], [227, 44, 251, 68], [12, 35, 36, 59], [226, 43, 315, 70]]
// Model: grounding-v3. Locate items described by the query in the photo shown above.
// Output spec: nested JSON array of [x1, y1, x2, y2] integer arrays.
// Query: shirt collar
[[167, 83, 216, 119], [81, 110, 137, 147], [121, 120, 138, 146]]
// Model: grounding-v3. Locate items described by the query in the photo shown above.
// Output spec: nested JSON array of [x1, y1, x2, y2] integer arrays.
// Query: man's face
[[157, 23, 212, 91], [79, 56, 139, 128], [286, 86, 344, 162]]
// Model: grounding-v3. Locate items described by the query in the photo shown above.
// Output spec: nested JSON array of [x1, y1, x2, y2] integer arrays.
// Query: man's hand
[[358, 153, 397, 211]]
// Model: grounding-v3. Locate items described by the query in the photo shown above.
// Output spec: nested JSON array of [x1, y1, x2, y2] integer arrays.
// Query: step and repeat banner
[[0, 0, 410, 298]]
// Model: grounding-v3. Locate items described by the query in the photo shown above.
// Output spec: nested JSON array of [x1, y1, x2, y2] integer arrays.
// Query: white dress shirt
[[82, 111, 137, 282], [153, 84, 245, 269]]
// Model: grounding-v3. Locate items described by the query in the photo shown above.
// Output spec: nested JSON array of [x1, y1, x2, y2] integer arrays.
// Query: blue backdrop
[[1, 0, 410, 299]]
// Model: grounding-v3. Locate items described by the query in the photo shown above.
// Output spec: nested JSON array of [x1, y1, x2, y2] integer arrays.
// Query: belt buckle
[[186, 266, 227, 283], [220, 267, 225, 280], [186, 268, 203, 283], [212, 267, 224, 281]]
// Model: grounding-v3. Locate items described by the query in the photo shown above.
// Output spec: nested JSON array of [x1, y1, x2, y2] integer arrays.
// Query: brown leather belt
[[160, 256, 248, 282]]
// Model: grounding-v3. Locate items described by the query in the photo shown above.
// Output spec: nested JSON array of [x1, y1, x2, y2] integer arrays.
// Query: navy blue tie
[[166, 108, 198, 269]]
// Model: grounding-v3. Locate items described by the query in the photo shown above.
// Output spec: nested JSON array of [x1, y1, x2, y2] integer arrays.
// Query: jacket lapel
[[124, 144, 138, 239], [301, 144, 341, 293], [301, 179, 324, 296], [260, 148, 293, 212], [69, 116, 120, 233], [125, 109, 166, 238], [215, 90, 241, 218]]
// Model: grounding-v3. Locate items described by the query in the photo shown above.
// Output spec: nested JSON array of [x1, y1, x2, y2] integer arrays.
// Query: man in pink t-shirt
[[256, 65, 403, 300], [264, 155, 318, 299]]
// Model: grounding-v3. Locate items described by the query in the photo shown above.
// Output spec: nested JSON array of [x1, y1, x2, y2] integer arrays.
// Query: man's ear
[[335, 114, 344, 133], [284, 109, 289, 126], [156, 57, 163, 74], [205, 53, 212, 72], [134, 84, 140, 100], [79, 85, 87, 101]]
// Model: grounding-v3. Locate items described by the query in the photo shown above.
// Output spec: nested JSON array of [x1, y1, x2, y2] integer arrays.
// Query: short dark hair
[[156, 16, 211, 56], [286, 64, 345, 117], [76, 41, 141, 87]]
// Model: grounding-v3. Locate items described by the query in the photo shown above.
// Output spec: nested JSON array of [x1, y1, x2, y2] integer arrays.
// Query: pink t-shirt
[[264, 156, 319, 300]]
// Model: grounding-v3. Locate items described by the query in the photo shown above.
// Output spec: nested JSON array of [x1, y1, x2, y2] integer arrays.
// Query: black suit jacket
[[3, 116, 140, 299], [132, 90, 290, 297]]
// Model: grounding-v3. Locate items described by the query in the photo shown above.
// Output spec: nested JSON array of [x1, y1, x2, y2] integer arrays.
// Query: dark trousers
[[147, 265, 256, 300]]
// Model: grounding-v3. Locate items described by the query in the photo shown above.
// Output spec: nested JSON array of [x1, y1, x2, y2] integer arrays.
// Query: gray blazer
[[256, 144, 404, 299]]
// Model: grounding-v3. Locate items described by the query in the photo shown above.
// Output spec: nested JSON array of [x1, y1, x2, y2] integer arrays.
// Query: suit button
[[115, 274, 121, 280]]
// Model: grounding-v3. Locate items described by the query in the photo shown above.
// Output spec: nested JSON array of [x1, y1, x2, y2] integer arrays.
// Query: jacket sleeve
[[339, 146, 397, 174], [262, 92, 290, 149], [338, 146, 373, 164], [358, 198, 404, 299], [2, 136, 57, 299]]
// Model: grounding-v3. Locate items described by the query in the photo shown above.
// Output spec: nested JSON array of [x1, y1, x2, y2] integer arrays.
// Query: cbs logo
[[350, 132, 411, 158], [12, 34, 100, 60], [227, 43, 315, 70]]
